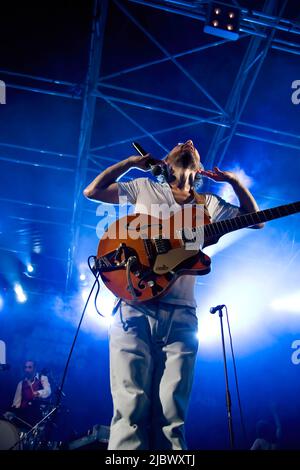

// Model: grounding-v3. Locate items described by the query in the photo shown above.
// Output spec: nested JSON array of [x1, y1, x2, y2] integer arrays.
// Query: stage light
[[270, 291, 300, 313], [204, 2, 240, 40], [0, 295, 4, 311], [27, 263, 34, 273], [196, 261, 279, 355], [14, 283, 27, 303], [79, 273, 86, 281]]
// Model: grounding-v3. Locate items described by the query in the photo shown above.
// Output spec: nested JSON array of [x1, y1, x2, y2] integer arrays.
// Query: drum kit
[[0, 405, 60, 451], [0, 419, 22, 450], [0, 368, 105, 451]]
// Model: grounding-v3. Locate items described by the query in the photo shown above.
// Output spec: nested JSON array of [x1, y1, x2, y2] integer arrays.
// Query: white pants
[[108, 300, 198, 450]]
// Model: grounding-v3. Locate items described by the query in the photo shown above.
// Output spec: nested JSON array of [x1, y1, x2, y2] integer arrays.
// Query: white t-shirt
[[118, 177, 241, 307]]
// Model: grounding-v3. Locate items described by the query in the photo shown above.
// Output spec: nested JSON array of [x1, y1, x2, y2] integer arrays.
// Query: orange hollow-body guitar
[[97, 201, 300, 304]]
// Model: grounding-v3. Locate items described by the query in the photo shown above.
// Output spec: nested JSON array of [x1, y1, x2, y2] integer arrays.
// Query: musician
[[84, 140, 263, 450], [10, 360, 51, 425]]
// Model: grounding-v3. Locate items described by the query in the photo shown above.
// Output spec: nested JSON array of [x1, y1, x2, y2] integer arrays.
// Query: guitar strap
[[190, 188, 211, 222]]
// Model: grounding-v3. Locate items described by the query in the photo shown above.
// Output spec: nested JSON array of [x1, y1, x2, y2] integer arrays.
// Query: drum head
[[0, 419, 21, 450]]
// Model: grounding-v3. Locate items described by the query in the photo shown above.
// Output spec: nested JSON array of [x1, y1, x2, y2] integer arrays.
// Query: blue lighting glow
[[196, 262, 281, 355], [13, 283, 27, 303], [271, 291, 300, 314], [27, 263, 34, 273], [80, 282, 116, 332]]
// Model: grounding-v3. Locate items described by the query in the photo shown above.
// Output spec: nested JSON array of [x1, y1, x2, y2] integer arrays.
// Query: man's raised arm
[[83, 154, 155, 203]]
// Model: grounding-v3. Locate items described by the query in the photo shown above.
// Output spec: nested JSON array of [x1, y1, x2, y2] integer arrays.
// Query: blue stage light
[[27, 263, 34, 273], [14, 283, 27, 303]]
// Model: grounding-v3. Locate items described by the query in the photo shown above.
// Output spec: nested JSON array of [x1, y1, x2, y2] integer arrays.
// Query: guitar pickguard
[[153, 247, 199, 274]]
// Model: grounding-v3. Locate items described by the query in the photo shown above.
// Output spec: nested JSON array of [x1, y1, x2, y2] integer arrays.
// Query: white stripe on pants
[[108, 300, 198, 450]]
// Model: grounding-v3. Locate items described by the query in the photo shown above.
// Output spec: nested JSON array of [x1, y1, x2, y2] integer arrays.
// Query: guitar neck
[[203, 201, 300, 239]]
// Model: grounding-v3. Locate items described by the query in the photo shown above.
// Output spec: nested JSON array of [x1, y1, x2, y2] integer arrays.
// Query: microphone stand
[[212, 305, 234, 449]]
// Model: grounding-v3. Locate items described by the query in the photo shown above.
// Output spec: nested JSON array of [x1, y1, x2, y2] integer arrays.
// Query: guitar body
[[97, 207, 214, 303]]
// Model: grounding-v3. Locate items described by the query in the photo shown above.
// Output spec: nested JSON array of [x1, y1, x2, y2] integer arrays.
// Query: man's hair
[[157, 161, 204, 190], [24, 360, 36, 368]]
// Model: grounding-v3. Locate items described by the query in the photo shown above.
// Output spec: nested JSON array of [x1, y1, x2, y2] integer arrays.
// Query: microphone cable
[[224, 305, 248, 447]]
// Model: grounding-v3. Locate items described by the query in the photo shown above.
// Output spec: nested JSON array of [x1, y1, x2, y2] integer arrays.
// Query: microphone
[[132, 142, 164, 176], [209, 304, 225, 314]]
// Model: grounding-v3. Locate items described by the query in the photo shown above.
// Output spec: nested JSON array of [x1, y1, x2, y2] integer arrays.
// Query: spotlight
[[14, 284, 27, 303], [79, 273, 86, 282], [204, 2, 240, 40], [0, 295, 4, 311], [27, 264, 34, 273]]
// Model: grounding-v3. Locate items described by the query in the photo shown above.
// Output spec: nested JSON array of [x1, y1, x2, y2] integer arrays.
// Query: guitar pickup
[[154, 237, 171, 254]]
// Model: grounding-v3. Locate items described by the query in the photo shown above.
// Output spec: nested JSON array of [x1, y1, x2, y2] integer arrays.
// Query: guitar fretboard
[[200, 201, 300, 239]]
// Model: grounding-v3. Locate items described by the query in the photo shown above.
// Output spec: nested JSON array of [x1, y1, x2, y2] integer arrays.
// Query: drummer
[[8, 360, 51, 426]]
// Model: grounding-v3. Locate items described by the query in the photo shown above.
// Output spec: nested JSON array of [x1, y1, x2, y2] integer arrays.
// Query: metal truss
[[2, 1, 299, 163], [65, 0, 109, 289], [206, 0, 289, 171], [2, 0, 300, 290]]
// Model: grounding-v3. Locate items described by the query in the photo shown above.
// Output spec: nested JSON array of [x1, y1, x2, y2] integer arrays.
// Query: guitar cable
[[126, 255, 139, 301], [88, 255, 105, 318], [88, 255, 122, 317], [55, 259, 102, 410]]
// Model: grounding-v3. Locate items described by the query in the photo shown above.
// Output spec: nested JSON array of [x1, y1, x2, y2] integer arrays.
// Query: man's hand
[[128, 154, 162, 172], [200, 166, 238, 184], [202, 166, 264, 228], [33, 391, 40, 398], [3, 411, 15, 421]]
